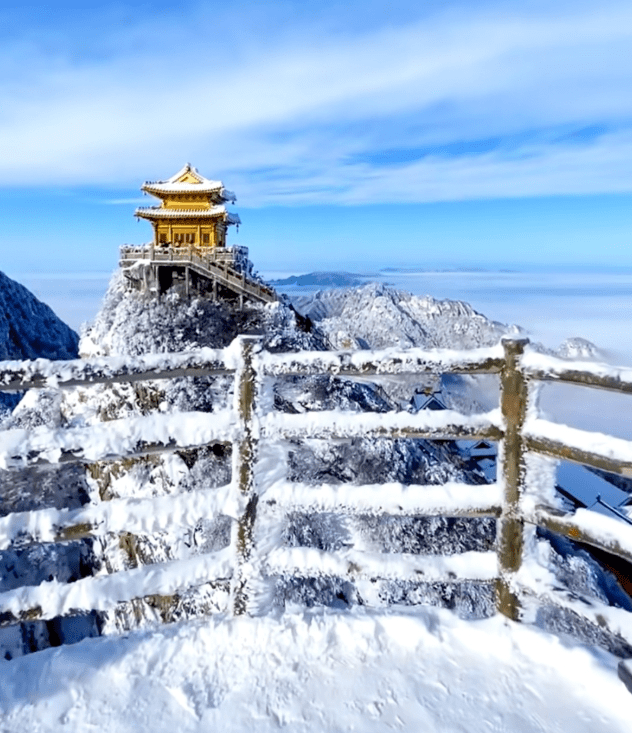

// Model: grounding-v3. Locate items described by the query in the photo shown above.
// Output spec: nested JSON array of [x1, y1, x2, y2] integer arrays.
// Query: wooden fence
[[1, 336, 632, 653]]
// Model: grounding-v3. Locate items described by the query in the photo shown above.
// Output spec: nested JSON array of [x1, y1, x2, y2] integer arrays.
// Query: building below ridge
[[120, 164, 276, 305]]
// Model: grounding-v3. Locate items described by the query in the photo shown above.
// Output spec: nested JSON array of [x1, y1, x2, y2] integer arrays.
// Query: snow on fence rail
[[0, 337, 632, 650]]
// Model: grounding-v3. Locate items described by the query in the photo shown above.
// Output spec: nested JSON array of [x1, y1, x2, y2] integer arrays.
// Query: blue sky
[[1, 0, 632, 276]]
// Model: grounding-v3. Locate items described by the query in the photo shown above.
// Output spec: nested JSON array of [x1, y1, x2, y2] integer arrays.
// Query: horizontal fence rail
[[524, 420, 632, 477], [0, 550, 234, 627], [258, 344, 506, 377], [0, 411, 238, 469], [0, 336, 631, 658], [0, 345, 238, 392], [259, 409, 503, 442], [0, 483, 238, 550], [526, 505, 632, 566], [521, 351, 632, 395], [260, 480, 503, 518]]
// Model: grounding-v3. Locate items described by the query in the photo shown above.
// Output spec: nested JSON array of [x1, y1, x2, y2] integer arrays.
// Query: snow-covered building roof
[[454, 439, 497, 482], [455, 439, 497, 458], [141, 163, 237, 203], [411, 393, 447, 412], [134, 165, 241, 240], [135, 206, 241, 225], [557, 462, 630, 522]]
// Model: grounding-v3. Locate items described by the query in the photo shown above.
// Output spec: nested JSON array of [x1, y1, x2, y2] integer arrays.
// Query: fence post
[[230, 336, 262, 616], [496, 337, 530, 621]]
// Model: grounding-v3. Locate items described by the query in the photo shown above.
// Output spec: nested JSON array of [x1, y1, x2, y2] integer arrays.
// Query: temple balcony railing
[[120, 244, 250, 273]]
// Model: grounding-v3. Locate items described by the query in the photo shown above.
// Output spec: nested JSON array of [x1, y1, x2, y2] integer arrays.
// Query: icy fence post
[[230, 336, 262, 616], [496, 337, 530, 621]]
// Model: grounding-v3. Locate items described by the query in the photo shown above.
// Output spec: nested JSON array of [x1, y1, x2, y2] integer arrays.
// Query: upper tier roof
[[141, 163, 237, 202]]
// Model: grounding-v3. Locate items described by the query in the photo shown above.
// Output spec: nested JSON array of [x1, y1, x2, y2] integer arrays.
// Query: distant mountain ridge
[[271, 272, 368, 288], [291, 282, 521, 350], [0, 271, 79, 361]]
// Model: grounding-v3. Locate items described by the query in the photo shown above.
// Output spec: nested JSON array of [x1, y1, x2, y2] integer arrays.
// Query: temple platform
[[120, 244, 277, 305]]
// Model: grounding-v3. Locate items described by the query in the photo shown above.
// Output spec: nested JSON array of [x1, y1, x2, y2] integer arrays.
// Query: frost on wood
[[524, 418, 632, 475], [521, 347, 632, 395], [0, 410, 238, 468], [259, 344, 506, 377], [3, 272, 632, 661], [70, 281, 327, 633], [0, 549, 234, 624], [0, 483, 238, 551], [261, 480, 502, 517], [262, 408, 502, 441]]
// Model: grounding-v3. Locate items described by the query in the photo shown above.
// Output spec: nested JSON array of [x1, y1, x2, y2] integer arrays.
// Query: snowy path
[[0, 608, 628, 732]]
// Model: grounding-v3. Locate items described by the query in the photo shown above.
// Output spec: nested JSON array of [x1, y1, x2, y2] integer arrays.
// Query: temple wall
[[155, 222, 223, 247], [162, 197, 209, 210]]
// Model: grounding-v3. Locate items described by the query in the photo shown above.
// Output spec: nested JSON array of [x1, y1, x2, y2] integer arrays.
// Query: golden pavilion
[[120, 165, 275, 304], [135, 163, 240, 249]]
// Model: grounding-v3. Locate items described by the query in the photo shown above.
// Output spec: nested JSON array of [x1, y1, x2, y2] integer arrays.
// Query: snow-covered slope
[[80, 271, 326, 358], [292, 282, 603, 360], [0, 607, 630, 733], [556, 336, 602, 360], [0, 271, 78, 361]]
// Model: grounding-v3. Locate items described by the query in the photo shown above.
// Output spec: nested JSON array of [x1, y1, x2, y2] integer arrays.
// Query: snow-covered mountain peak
[[292, 282, 521, 350], [556, 337, 602, 360]]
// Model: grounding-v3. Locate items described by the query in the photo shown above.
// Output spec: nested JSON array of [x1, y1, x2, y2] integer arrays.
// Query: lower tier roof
[[135, 206, 241, 225]]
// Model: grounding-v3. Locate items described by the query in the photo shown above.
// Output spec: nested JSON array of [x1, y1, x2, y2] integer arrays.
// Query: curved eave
[[141, 182, 225, 195], [135, 207, 240, 225]]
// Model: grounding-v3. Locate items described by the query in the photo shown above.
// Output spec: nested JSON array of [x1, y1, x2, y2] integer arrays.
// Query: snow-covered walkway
[[0, 607, 628, 732]]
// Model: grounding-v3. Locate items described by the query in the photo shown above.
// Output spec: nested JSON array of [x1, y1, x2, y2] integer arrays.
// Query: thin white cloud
[[0, 1, 631, 203]]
